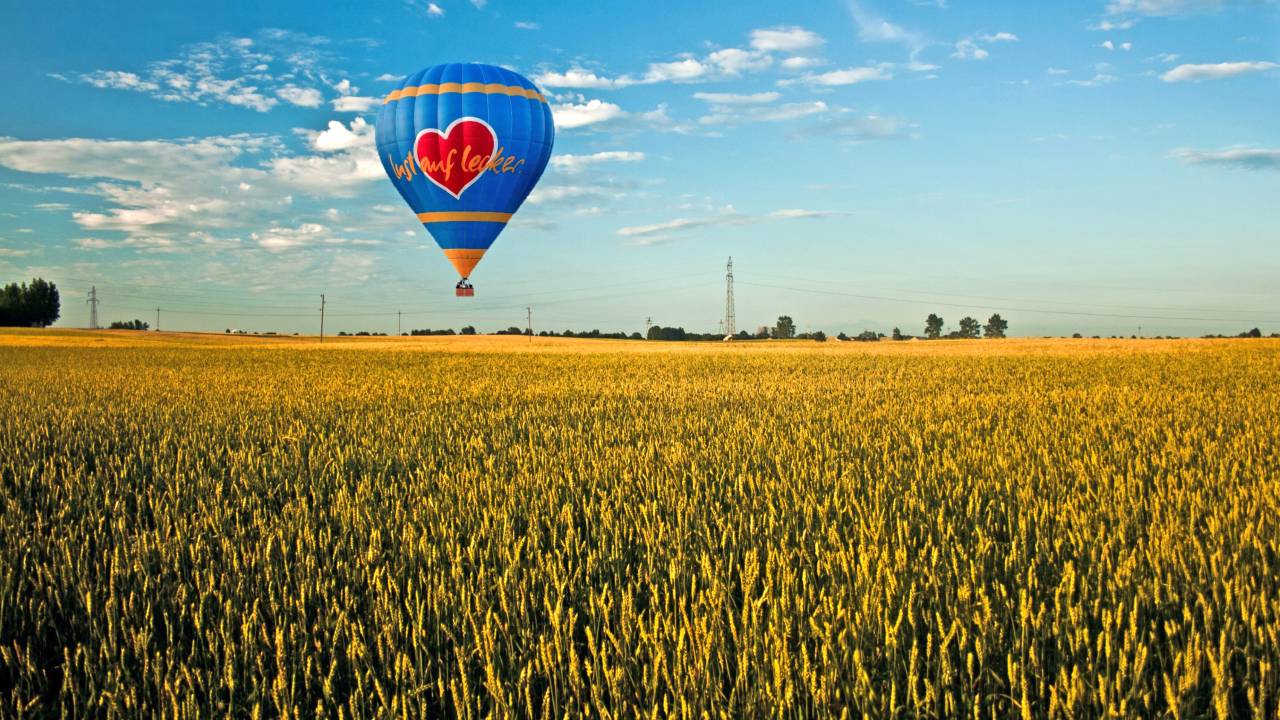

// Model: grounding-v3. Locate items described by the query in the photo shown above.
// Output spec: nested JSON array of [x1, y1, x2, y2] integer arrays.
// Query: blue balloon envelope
[[375, 63, 555, 292]]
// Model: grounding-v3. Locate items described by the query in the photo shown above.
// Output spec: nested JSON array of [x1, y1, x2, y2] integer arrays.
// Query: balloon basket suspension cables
[[456, 278, 475, 297]]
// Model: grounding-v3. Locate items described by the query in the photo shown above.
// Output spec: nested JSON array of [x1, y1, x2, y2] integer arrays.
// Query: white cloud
[[1047, 67, 1070, 75], [953, 38, 989, 60], [981, 32, 1020, 42], [749, 27, 824, 52], [308, 117, 373, 152], [643, 58, 710, 83], [550, 99, 627, 129], [780, 56, 824, 70], [708, 48, 773, 75], [845, 0, 925, 51], [1161, 61, 1277, 82], [803, 111, 911, 140], [56, 30, 346, 113], [537, 26, 814, 91], [1150, 53, 1180, 64], [1064, 73, 1118, 87], [781, 65, 892, 86], [1089, 18, 1137, 30], [1096, 0, 1239, 29], [277, 85, 324, 107], [551, 151, 645, 172], [1171, 146, 1280, 170], [0, 117, 387, 253], [332, 96, 379, 112], [376, 73, 403, 82], [768, 209, 849, 219], [619, 206, 845, 244], [78, 70, 160, 92], [427, 3, 444, 17], [252, 223, 349, 250], [526, 185, 612, 204], [1101, 40, 1116, 50], [637, 104, 697, 135], [534, 68, 630, 89], [514, 21, 539, 30], [692, 91, 781, 104], [701, 101, 829, 127], [270, 119, 382, 193], [617, 214, 747, 239], [1106, 0, 1226, 17]]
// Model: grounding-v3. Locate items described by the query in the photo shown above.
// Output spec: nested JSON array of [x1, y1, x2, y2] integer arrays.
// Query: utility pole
[[526, 306, 533, 342], [319, 294, 326, 343], [87, 285, 98, 329], [724, 256, 736, 338], [156, 307, 160, 332], [645, 316, 652, 339], [397, 310, 401, 337]]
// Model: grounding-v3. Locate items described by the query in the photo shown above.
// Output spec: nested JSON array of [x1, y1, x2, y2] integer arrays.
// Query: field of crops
[[1, 329, 1278, 718]]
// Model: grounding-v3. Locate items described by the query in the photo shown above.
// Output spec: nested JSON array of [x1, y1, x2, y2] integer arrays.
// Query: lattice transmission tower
[[724, 257, 735, 338], [87, 285, 98, 330]]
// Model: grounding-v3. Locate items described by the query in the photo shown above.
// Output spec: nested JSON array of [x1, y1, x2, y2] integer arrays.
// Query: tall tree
[[959, 316, 981, 338], [0, 283, 23, 326], [25, 278, 60, 327], [0, 278, 59, 327], [984, 313, 1008, 338], [924, 314, 943, 340], [774, 316, 796, 339]]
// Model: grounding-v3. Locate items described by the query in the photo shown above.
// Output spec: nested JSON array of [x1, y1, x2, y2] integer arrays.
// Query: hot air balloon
[[375, 63, 555, 296]]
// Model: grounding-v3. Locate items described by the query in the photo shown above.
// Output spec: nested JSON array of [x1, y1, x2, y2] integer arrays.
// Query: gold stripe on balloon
[[417, 211, 513, 223], [385, 83, 547, 104]]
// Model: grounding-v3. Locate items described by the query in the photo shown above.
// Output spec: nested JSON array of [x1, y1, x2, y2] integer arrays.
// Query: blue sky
[[1, 0, 1276, 337]]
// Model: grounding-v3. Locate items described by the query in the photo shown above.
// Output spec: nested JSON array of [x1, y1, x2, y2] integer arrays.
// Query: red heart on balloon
[[414, 118, 498, 199]]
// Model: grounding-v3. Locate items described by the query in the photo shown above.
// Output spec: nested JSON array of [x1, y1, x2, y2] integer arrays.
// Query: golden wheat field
[[1, 328, 1278, 718]]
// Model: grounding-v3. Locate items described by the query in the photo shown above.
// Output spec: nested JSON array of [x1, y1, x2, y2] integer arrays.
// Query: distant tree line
[[1202, 328, 1277, 339], [108, 319, 149, 330], [0, 278, 60, 327]]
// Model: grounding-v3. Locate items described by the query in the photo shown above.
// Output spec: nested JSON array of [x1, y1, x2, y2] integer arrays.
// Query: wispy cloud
[[749, 27, 824, 52], [0, 116, 385, 251], [618, 206, 847, 244], [52, 30, 357, 113], [1094, 0, 1241, 29], [1171, 146, 1280, 170], [551, 151, 645, 172], [1161, 61, 1277, 82], [534, 26, 821, 89], [845, 0, 926, 53], [1064, 73, 1118, 87], [779, 65, 892, 87], [692, 91, 781, 105]]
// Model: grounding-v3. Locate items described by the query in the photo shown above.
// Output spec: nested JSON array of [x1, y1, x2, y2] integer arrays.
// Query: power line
[[739, 272, 1277, 317], [736, 280, 1280, 324]]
